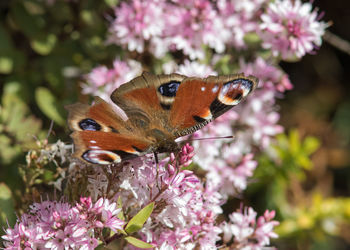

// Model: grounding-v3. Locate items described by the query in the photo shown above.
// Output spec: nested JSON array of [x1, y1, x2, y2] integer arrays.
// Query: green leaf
[[0, 56, 13, 74], [303, 136, 320, 155], [289, 129, 300, 153], [11, 2, 43, 37], [0, 93, 42, 164], [31, 34, 57, 55], [244, 32, 261, 45], [35, 87, 65, 125], [124, 236, 154, 249], [0, 24, 13, 51], [0, 183, 16, 228], [125, 202, 154, 234], [105, 0, 119, 7], [117, 196, 125, 221]]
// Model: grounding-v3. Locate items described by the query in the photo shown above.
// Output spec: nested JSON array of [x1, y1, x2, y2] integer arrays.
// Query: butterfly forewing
[[169, 74, 258, 137]]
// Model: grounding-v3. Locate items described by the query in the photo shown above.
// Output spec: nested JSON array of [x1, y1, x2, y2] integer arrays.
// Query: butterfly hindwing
[[66, 97, 153, 165], [70, 131, 151, 165]]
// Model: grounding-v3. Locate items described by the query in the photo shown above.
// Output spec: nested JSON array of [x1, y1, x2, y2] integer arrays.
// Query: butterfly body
[[67, 72, 258, 165]]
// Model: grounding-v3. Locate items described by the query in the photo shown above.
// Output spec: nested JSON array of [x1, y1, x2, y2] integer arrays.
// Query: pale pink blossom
[[177, 60, 217, 77], [107, 0, 165, 54], [217, 0, 267, 48], [240, 57, 293, 92], [221, 206, 279, 249], [2, 198, 124, 249], [260, 0, 328, 60], [82, 59, 142, 100], [164, 0, 230, 59]]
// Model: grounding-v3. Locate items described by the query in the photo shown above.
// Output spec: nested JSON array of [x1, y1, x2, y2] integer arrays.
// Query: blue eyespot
[[158, 81, 181, 97], [79, 118, 101, 131]]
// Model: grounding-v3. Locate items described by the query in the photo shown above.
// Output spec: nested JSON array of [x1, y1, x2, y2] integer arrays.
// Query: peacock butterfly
[[67, 72, 258, 165]]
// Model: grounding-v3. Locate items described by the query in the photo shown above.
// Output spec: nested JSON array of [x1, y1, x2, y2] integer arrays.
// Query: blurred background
[[0, 0, 349, 249]]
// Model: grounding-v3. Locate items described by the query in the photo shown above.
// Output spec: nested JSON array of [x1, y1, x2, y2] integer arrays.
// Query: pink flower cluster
[[82, 59, 142, 101], [81, 144, 279, 249], [108, 0, 326, 60], [221, 206, 279, 249], [3, 145, 280, 249], [2, 197, 124, 249], [260, 0, 328, 60]]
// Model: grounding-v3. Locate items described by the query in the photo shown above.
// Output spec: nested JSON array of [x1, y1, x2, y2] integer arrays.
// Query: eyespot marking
[[82, 150, 121, 165], [218, 78, 254, 105], [79, 118, 101, 131], [158, 81, 181, 97]]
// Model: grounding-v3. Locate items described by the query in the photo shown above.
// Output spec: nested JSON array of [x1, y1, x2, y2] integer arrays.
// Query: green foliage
[[251, 129, 320, 186], [246, 129, 350, 249], [35, 87, 65, 125], [124, 236, 154, 249], [277, 194, 350, 237], [125, 202, 154, 234], [0, 92, 43, 165], [0, 0, 120, 203], [0, 183, 16, 229]]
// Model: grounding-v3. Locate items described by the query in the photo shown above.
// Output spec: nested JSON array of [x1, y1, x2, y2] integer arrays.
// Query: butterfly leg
[[153, 152, 161, 190]]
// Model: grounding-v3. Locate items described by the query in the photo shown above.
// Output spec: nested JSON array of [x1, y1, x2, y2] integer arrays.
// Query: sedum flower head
[[260, 0, 328, 60], [2, 198, 124, 249]]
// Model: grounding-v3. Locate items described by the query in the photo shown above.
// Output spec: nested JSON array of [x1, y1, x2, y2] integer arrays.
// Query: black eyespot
[[158, 81, 181, 97], [79, 118, 101, 131], [234, 92, 243, 100]]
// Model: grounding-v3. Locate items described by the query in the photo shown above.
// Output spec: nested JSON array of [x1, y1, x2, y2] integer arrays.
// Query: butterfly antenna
[[178, 135, 235, 143]]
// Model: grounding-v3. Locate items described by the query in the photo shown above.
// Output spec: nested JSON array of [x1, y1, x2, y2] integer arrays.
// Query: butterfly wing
[[66, 97, 153, 165], [169, 74, 258, 137], [68, 72, 258, 164]]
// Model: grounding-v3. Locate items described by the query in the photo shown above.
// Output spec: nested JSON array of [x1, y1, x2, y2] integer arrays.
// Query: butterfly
[[67, 72, 258, 165]]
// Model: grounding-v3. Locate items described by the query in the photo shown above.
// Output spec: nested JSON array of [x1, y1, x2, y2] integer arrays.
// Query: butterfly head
[[146, 128, 180, 154]]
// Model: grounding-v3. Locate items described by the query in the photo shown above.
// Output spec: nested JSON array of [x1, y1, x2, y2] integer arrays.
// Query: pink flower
[[239, 88, 284, 147], [177, 60, 217, 77], [108, 0, 165, 54], [217, 0, 267, 48], [82, 59, 142, 100], [2, 198, 125, 249], [260, 0, 328, 60], [163, 0, 229, 59], [221, 206, 279, 249], [240, 57, 293, 92]]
